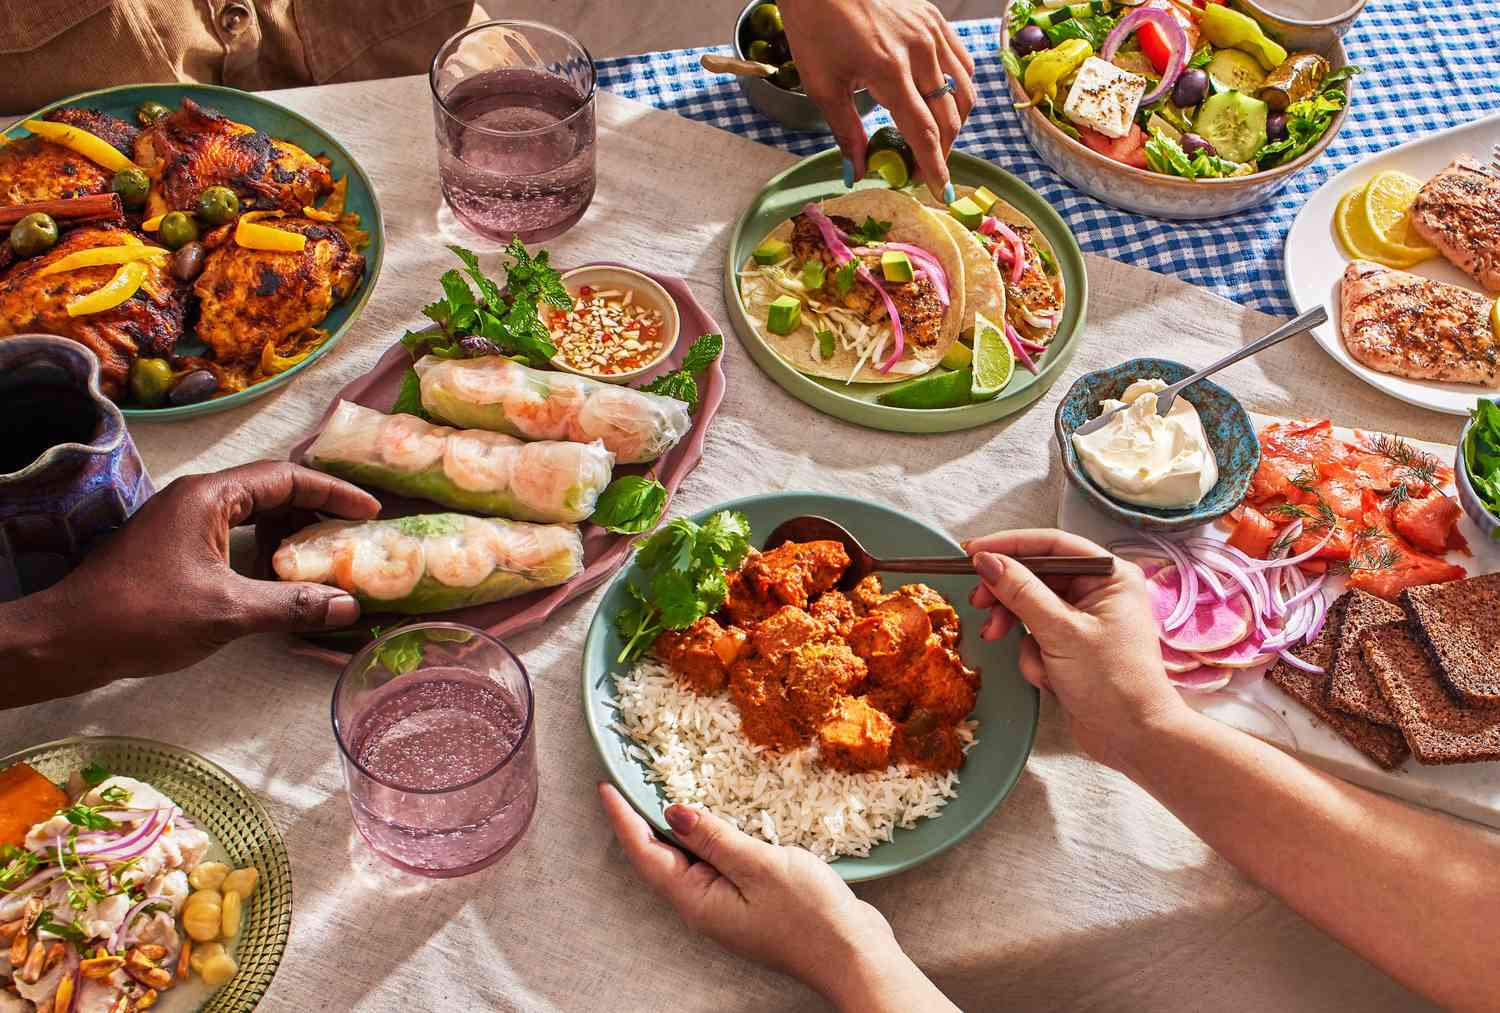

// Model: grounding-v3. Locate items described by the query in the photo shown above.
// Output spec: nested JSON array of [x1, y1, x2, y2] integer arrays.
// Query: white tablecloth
[[2, 75, 1453, 1011]]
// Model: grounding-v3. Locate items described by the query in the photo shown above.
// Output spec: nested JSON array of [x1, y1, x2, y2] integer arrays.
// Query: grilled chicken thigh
[[1340, 259, 1500, 386], [1410, 157, 1500, 291], [134, 99, 333, 215], [0, 227, 187, 396], [0, 108, 139, 206], [193, 218, 363, 362]]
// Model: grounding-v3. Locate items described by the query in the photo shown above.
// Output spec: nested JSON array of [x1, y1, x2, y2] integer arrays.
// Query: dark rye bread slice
[[1326, 589, 1404, 725], [1401, 573, 1500, 707], [1265, 593, 1410, 770], [1362, 619, 1500, 765]]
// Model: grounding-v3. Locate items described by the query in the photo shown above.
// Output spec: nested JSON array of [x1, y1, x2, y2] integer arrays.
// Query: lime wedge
[[876, 367, 973, 409], [940, 340, 973, 371], [970, 312, 1014, 400], [868, 149, 910, 189], [1492, 296, 1500, 342]]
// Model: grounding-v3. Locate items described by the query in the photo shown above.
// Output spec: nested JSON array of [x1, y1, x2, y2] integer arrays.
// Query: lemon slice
[[1362, 170, 1439, 263], [1335, 186, 1428, 269], [1492, 296, 1500, 341], [971, 312, 1014, 400]]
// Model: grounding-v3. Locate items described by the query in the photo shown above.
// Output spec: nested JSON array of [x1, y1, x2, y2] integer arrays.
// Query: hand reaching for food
[[966, 528, 1189, 771], [597, 783, 958, 1012], [0, 461, 379, 707], [778, 0, 975, 199]]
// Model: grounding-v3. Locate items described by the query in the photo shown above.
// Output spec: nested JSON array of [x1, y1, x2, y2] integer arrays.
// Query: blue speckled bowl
[[1055, 358, 1261, 532], [1455, 407, 1500, 543]]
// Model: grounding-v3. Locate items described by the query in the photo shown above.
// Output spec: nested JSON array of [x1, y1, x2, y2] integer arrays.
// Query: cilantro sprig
[[846, 216, 892, 247], [614, 511, 752, 663]]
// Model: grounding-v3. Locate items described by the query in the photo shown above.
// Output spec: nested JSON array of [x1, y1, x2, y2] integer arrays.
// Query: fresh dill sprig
[[1336, 546, 1400, 575], [1367, 432, 1439, 490]]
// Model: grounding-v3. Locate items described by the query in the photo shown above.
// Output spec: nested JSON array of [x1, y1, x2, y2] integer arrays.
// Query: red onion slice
[[109, 894, 170, 952], [1003, 321, 1039, 373], [1101, 6, 1189, 106], [859, 242, 950, 307]]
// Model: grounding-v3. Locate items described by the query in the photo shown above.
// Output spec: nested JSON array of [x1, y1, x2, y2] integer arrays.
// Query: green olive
[[772, 61, 801, 91], [747, 39, 773, 64], [137, 101, 171, 126], [194, 186, 240, 227], [128, 357, 174, 408], [157, 211, 199, 251], [8, 213, 59, 258], [747, 3, 783, 39], [110, 168, 151, 211]]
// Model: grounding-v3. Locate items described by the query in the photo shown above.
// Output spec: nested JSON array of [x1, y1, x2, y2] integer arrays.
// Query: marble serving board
[[1059, 413, 1500, 830]]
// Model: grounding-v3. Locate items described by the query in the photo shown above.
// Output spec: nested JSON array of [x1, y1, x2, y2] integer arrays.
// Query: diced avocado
[[881, 250, 914, 283], [766, 294, 802, 335], [948, 196, 983, 229], [800, 258, 826, 291], [816, 328, 836, 359], [970, 186, 1000, 214], [753, 237, 790, 265], [940, 340, 973, 371]]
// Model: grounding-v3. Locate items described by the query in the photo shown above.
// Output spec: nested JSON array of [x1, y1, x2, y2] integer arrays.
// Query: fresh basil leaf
[[592, 477, 669, 535], [390, 368, 428, 418]]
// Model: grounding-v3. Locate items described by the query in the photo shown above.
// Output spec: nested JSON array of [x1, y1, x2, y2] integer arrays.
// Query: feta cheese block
[[1062, 57, 1148, 139]]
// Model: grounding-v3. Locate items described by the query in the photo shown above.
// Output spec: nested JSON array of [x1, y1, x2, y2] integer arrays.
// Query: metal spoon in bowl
[[1072, 304, 1328, 438], [763, 515, 1115, 591]]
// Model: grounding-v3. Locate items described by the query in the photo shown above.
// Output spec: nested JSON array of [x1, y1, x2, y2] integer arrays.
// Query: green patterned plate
[[1, 736, 291, 1011], [724, 149, 1088, 434], [2, 83, 384, 422]]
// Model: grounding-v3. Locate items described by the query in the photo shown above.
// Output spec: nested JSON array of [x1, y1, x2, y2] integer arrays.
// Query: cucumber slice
[[1194, 91, 1269, 164], [1207, 49, 1267, 95]]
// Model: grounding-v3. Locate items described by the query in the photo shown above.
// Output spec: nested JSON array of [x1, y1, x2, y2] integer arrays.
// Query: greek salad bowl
[[1001, 0, 1354, 220]]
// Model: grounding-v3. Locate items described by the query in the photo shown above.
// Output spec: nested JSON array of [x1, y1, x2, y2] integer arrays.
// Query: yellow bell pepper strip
[[66, 260, 148, 317], [22, 119, 140, 173], [1024, 39, 1092, 103], [38, 245, 167, 276], [235, 210, 306, 252], [301, 205, 339, 222], [141, 214, 165, 232], [260, 339, 315, 375], [1199, 4, 1288, 71]]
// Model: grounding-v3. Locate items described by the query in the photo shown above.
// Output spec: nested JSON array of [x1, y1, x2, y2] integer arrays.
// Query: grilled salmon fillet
[[1339, 260, 1499, 386], [1409, 157, 1500, 291]]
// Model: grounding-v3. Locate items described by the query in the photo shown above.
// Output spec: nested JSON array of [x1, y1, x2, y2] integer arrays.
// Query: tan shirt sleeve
[[0, 0, 482, 115]]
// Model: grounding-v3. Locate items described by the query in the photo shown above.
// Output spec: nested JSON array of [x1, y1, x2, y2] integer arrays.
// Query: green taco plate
[[1, 735, 292, 1011], [581, 491, 1039, 882], [725, 149, 1087, 434], [2, 83, 384, 421]]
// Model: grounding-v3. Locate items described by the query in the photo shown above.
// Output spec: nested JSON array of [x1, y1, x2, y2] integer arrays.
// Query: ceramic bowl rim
[[1237, 0, 1369, 30], [0, 334, 126, 481], [998, 0, 1351, 191], [550, 264, 682, 382], [1054, 357, 1260, 528], [1455, 410, 1500, 530]]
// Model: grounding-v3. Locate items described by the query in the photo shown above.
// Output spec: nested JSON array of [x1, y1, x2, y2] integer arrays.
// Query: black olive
[[167, 369, 219, 406], [171, 242, 205, 282]]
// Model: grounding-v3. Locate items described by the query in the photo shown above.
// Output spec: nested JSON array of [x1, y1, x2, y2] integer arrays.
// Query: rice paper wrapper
[[414, 355, 692, 464], [273, 513, 584, 615], [305, 400, 616, 523]]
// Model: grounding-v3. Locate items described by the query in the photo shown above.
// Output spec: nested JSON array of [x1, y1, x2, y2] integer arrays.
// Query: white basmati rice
[[610, 660, 977, 861]]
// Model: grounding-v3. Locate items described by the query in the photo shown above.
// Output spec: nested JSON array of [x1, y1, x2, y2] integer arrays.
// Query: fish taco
[[739, 190, 966, 384]]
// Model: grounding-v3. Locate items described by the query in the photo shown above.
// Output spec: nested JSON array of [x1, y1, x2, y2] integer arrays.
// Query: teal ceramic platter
[[3, 83, 384, 421], [724, 149, 1088, 434], [582, 491, 1039, 882]]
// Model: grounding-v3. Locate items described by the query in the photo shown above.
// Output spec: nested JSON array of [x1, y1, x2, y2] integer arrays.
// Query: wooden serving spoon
[[700, 53, 777, 79], [762, 515, 1115, 592]]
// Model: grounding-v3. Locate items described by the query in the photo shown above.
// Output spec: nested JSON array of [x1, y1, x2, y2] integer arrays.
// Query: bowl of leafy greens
[[1458, 399, 1500, 542]]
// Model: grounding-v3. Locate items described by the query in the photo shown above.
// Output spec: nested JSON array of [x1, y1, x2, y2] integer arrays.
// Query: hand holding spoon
[[763, 516, 1114, 591]]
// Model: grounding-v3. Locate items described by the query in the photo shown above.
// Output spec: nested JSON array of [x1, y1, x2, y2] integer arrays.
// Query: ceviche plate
[[725, 150, 1088, 434], [1, 736, 291, 1011], [582, 491, 1041, 882]]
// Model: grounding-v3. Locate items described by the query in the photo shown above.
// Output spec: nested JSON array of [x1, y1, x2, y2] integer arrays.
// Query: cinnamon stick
[[0, 193, 123, 230]]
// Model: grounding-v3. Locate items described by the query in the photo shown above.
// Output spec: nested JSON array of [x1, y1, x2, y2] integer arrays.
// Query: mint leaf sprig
[[637, 332, 723, 411]]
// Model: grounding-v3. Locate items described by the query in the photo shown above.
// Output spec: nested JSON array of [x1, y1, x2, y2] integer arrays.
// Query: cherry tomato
[[1136, 21, 1173, 76], [580, 285, 593, 297]]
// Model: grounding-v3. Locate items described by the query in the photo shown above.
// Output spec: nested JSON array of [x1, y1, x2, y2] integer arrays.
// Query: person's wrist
[[808, 920, 913, 1011], [1112, 690, 1209, 784], [0, 587, 78, 701]]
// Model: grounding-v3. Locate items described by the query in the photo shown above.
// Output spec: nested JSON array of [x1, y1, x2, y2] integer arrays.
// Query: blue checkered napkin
[[598, 10, 1500, 317]]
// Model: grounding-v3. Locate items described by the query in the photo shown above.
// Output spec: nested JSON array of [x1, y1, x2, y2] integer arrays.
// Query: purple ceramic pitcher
[[0, 335, 153, 600]]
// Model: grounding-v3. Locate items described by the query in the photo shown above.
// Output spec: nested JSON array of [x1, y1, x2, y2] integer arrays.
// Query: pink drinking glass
[[332, 623, 538, 877]]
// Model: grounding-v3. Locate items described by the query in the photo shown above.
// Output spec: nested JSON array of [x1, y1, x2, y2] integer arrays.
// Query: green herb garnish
[[832, 259, 858, 297], [34, 912, 88, 943], [1254, 91, 1349, 169], [61, 804, 116, 831], [613, 511, 752, 663], [636, 332, 723, 412], [1464, 399, 1500, 525], [1188, 41, 1214, 69], [1007, 0, 1035, 35], [1043, 13, 1117, 49], [390, 367, 428, 419], [816, 328, 836, 360], [591, 476, 669, 535], [80, 762, 110, 787], [847, 216, 892, 247]]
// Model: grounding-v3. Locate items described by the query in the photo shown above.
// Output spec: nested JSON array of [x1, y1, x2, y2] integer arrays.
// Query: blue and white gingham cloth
[[599, 8, 1500, 317]]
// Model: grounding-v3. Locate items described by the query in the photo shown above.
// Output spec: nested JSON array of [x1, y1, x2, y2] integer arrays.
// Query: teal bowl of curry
[[1, 82, 383, 422]]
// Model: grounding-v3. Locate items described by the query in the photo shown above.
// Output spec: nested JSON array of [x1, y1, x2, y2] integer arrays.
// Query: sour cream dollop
[[1071, 378, 1219, 509]]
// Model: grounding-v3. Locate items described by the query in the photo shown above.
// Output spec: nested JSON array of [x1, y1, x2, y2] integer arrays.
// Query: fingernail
[[842, 158, 855, 188], [974, 552, 1004, 584], [942, 182, 957, 203], [982, 614, 1004, 640], [969, 586, 982, 607], [665, 805, 698, 835], [324, 594, 359, 627]]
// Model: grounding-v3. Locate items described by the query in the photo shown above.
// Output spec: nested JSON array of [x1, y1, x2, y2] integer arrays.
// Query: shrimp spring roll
[[273, 514, 583, 614], [304, 401, 615, 523], [414, 354, 692, 464]]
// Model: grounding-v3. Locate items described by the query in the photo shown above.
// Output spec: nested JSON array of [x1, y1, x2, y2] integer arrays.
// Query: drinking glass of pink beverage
[[333, 623, 538, 877], [429, 20, 597, 243]]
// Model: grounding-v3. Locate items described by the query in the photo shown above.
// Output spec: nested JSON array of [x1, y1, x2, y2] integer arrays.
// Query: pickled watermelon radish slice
[[1191, 625, 1277, 669], [1170, 665, 1234, 692], [1159, 592, 1253, 653], [1147, 564, 1185, 623], [1159, 642, 1201, 674]]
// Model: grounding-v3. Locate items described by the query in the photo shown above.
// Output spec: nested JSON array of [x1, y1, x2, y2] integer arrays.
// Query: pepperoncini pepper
[[1023, 39, 1093, 103], [67, 261, 149, 317], [1199, 5, 1288, 71], [21, 119, 140, 173]]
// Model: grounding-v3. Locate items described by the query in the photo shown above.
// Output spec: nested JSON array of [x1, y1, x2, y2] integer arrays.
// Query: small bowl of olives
[[732, 1, 875, 132]]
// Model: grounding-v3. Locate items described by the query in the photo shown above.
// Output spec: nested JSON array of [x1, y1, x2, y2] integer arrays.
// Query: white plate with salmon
[[1284, 112, 1500, 416]]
